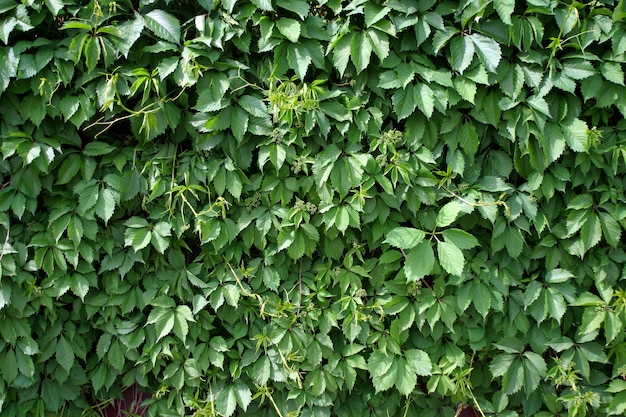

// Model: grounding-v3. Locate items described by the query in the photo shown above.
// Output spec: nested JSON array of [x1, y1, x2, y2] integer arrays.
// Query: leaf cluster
[[1, 0, 626, 416]]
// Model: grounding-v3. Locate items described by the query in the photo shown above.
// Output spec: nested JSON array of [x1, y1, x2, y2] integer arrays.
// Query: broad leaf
[[450, 35, 474, 74], [276, 18, 300, 43], [405, 242, 435, 281], [437, 241, 465, 276], [384, 227, 426, 249], [470, 33, 502, 73], [144, 9, 181, 44]]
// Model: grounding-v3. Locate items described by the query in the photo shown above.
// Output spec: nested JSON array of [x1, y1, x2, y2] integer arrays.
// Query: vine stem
[[440, 183, 510, 216]]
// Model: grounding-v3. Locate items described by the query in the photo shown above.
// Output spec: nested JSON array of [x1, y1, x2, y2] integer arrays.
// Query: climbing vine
[[1, 1, 626, 416]]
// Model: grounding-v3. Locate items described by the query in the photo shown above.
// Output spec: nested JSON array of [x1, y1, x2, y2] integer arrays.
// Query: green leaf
[[405, 242, 435, 281], [95, 187, 115, 224], [331, 32, 352, 77], [0, 47, 19, 93], [405, 349, 432, 376], [522, 351, 547, 393], [251, 0, 273, 11], [236, 95, 268, 119], [56, 154, 82, 185], [384, 227, 426, 250], [350, 31, 372, 74], [473, 282, 491, 319], [562, 60, 596, 80], [437, 241, 465, 276], [545, 269, 574, 283], [286, 43, 312, 80], [494, 0, 515, 25], [395, 358, 417, 396], [366, 28, 390, 62], [436, 200, 462, 227], [392, 84, 417, 120], [124, 227, 151, 252], [155, 310, 175, 341], [469, 33, 502, 73], [581, 213, 602, 252], [234, 379, 252, 412], [0, 285, 11, 310], [1, 349, 17, 383], [414, 82, 434, 119], [231, 106, 249, 143], [505, 227, 524, 258], [276, 18, 300, 43], [56, 336, 75, 372], [368, 351, 396, 392], [599, 211, 621, 247], [83, 35, 101, 73], [441, 229, 479, 249], [278, 0, 309, 19], [216, 386, 237, 417], [600, 61, 625, 85], [364, 3, 390, 27], [44, 0, 64, 16], [608, 391, 626, 415], [563, 118, 590, 152], [70, 273, 89, 301], [450, 35, 474, 74], [144, 9, 181, 44], [83, 142, 117, 156]]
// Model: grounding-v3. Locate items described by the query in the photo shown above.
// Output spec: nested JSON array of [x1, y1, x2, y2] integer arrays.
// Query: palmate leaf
[[490, 351, 546, 396]]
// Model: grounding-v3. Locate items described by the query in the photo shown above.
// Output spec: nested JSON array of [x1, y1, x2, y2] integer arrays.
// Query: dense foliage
[[1, 0, 626, 416]]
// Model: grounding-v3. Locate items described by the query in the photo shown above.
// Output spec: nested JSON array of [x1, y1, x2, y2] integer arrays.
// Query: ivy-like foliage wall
[[1, 0, 626, 416]]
